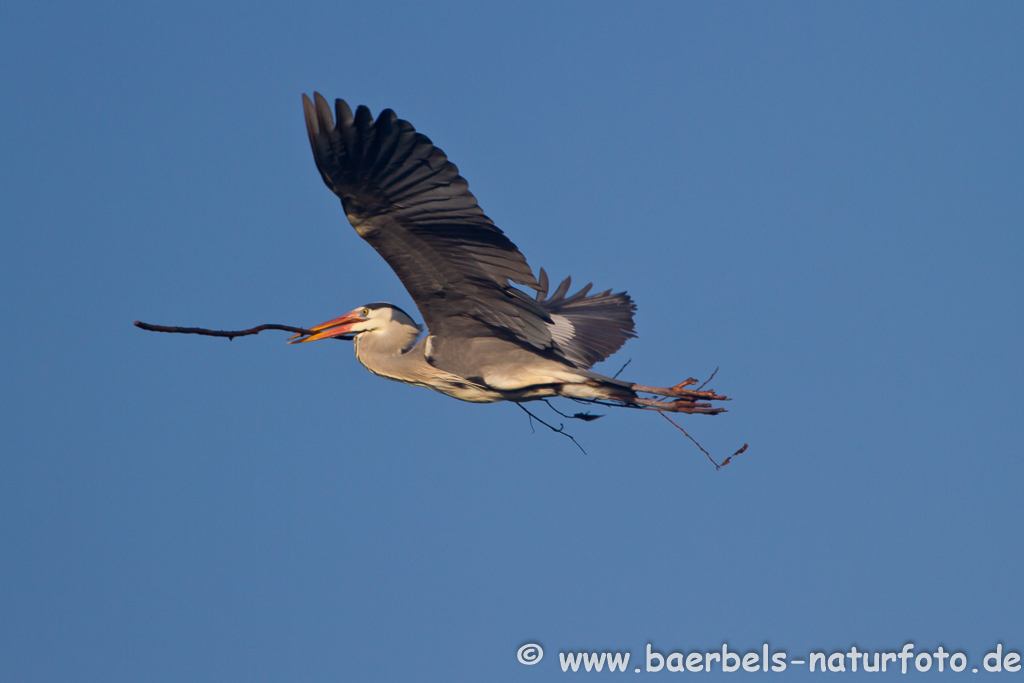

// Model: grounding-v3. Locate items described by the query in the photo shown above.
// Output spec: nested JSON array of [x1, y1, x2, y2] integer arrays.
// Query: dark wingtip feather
[[354, 104, 373, 130], [333, 98, 353, 129], [313, 92, 334, 128], [301, 97, 314, 141]]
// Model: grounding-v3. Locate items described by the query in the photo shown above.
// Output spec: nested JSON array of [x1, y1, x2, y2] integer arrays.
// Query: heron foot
[[631, 382, 730, 403], [633, 397, 727, 415]]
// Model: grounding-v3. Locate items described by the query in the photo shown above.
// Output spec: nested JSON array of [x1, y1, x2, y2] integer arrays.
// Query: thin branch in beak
[[135, 321, 325, 341]]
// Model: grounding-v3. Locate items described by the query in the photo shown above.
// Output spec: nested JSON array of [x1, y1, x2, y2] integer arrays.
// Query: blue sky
[[2, 1, 1022, 680]]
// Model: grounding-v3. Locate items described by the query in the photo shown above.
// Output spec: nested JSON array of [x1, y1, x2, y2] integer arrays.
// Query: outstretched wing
[[302, 92, 556, 350]]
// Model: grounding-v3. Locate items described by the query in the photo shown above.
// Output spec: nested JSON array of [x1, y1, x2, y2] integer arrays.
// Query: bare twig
[[516, 403, 586, 454], [612, 358, 632, 380], [697, 367, 719, 391], [134, 321, 352, 341], [658, 411, 748, 470], [718, 443, 749, 468]]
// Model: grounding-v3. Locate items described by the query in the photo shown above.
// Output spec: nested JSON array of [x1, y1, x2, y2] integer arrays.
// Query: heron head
[[288, 303, 420, 343]]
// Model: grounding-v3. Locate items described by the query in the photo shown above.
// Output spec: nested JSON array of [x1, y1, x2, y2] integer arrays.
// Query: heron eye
[[361, 308, 369, 317]]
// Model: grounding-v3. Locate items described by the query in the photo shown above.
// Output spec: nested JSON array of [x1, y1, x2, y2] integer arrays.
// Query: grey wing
[[302, 93, 555, 350], [427, 270, 637, 378], [534, 268, 637, 369]]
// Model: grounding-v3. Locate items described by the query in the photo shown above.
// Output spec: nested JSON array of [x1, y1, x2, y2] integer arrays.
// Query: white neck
[[352, 321, 426, 382]]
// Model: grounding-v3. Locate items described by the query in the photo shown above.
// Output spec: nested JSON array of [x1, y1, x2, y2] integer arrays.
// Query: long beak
[[287, 311, 366, 344]]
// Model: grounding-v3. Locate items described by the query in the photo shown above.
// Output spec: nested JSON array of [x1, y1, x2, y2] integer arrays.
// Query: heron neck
[[352, 323, 425, 381]]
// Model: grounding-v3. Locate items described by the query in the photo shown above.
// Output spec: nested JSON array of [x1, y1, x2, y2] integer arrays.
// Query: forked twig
[[516, 403, 586, 454], [658, 411, 748, 470]]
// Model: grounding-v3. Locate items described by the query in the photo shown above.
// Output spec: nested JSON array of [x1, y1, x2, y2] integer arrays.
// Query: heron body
[[292, 93, 726, 415]]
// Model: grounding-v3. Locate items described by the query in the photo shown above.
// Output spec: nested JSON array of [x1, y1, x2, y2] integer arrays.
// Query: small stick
[[718, 443, 749, 468], [516, 403, 586, 454], [612, 358, 632, 380], [697, 367, 719, 391], [658, 411, 748, 470]]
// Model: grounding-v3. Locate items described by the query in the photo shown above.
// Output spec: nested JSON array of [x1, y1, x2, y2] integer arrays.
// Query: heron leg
[[631, 397, 727, 415], [631, 382, 730, 403]]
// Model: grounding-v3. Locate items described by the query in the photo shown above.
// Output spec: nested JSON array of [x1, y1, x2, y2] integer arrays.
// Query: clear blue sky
[[2, 1, 1022, 680]]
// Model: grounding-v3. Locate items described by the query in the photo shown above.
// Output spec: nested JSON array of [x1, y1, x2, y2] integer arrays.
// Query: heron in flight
[[289, 93, 727, 416]]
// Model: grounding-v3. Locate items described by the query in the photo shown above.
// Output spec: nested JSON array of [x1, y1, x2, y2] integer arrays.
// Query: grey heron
[[289, 93, 728, 416]]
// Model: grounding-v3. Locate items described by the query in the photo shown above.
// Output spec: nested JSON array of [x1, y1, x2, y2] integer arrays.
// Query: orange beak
[[287, 310, 367, 344]]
